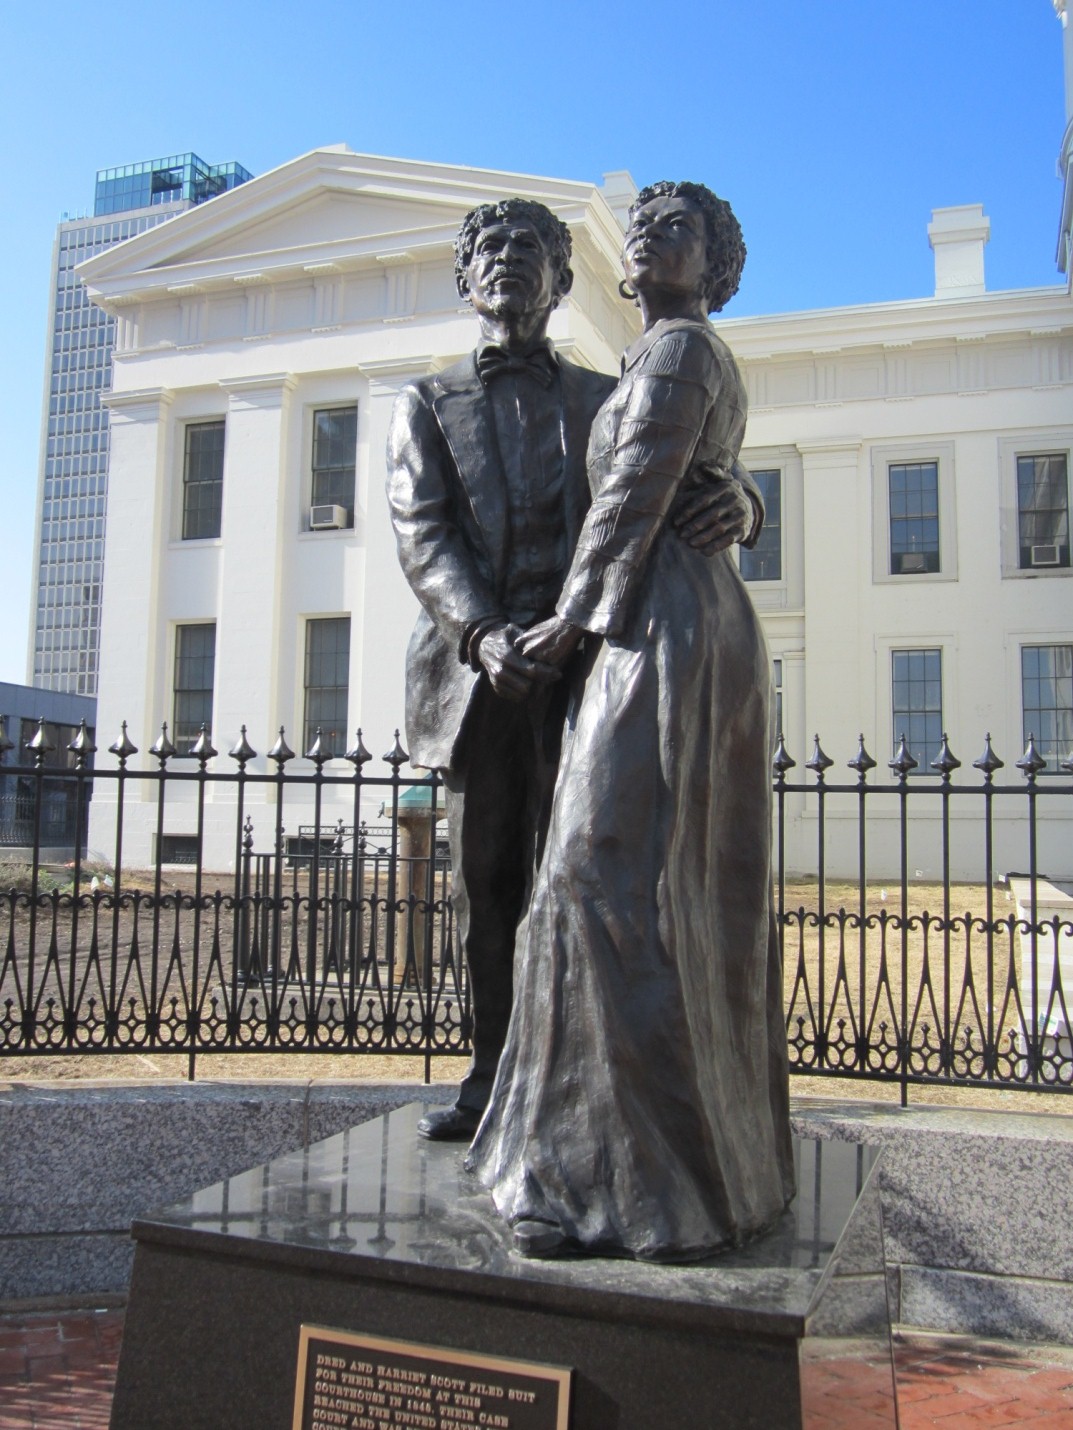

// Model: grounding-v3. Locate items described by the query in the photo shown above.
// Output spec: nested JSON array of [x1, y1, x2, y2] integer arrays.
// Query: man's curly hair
[[630, 181, 745, 313], [454, 198, 573, 301]]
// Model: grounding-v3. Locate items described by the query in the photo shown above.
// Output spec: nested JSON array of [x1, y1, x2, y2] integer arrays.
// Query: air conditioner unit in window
[[898, 552, 927, 573], [310, 504, 347, 531], [1030, 544, 1060, 567]]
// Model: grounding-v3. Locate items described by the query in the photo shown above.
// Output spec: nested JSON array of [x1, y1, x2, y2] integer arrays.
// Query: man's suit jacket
[[386, 350, 765, 773], [387, 352, 614, 772]]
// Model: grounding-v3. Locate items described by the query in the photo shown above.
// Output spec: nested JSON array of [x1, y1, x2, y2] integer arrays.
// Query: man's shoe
[[416, 1106, 482, 1141]]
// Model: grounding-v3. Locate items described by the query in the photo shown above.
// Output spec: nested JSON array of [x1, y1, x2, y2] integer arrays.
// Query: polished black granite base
[[109, 1101, 896, 1430]]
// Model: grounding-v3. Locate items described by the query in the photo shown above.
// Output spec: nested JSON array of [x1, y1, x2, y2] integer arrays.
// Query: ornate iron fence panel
[[0, 718, 466, 1081], [0, 714, 1070, 1099], [775, 731, 1073, 1103]]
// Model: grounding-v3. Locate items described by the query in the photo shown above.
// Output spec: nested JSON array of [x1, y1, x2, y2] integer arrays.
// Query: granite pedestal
[[109, 1102, 895, 1430]]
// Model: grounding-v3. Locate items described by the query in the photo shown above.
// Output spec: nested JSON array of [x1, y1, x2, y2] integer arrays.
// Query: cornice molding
[[219, 372, 297, 409], [795, 438, 863, 460], [722, 287, 1072, 362], [361, 354, 444, 387], [100, 386, 174, 418]]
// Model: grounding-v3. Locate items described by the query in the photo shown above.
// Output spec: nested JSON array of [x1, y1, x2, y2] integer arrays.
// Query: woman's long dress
[[467, 317, 795, 1261]]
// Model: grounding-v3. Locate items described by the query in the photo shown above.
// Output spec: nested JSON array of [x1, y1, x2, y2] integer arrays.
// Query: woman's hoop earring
[[618, 279, 638, 304]]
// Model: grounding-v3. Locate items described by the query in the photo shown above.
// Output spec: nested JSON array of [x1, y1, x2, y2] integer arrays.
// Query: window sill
[[1001, 565, 1072, 580], [872, 570, 959, 586]]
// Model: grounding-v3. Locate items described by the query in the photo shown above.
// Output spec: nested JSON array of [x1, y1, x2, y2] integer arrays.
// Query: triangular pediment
[[187, 190, 458, 265], [78, 147, 628, 304]]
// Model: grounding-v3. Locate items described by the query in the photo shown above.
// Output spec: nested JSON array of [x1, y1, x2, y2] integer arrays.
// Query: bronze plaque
[[293, 1325, 572, 1430]]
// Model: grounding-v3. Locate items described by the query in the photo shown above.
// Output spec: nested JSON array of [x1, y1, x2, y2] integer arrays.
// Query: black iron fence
[[0, 715, 1070, 1101]]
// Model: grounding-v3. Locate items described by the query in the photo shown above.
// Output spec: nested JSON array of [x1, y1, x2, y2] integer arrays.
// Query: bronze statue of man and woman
[[387, 181, 794, 1263]]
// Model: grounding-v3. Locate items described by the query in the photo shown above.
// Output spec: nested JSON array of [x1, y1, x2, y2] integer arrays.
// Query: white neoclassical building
[[78, 150, 640, 867], [79, 146, 1072, 879]]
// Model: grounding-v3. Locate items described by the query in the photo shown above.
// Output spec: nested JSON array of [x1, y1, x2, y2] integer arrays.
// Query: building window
[[740, 470, 781, 582], [158, 834, 200, 865], [1016, 454, 1070, 570], [173, 623, 216, 753], [892, 648, 942, 768], [1022, 645, 1073, 772], [889, 462, 939, 574], [311, 406, 357, 527], [182, 421, 225, 540], [304, 618, 351, 753]]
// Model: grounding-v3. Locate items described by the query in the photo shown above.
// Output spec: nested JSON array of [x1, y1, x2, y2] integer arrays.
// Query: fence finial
[[109, 722, 138, 764], [972, 732, 1003, 780], [345, 728, 373, 767], [889, 733, 918, 779], [848, 734, 877, 780], [772, 731, 796, 778], [67, 719, 97, 768], [805, 735, 833, 779], [28, 717, 55, 766], [149, 722, 177, 766], [384, 730, 409, 769], [304, 727, 333, 766], [191, 726, 217, 766], [930, 732, 961, 780], [268, 727, 295, 768], [229, 726, 257, 768], [1016, 734, 1046, 780]]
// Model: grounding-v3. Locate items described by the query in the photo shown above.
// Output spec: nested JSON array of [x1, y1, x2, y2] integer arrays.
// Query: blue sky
[[0, 0, 1066, 686]]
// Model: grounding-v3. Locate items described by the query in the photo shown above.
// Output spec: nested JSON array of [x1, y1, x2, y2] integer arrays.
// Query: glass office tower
[[30, 153, 253, 695]]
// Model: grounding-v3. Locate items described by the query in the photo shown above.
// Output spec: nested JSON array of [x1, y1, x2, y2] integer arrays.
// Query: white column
[[356, 358, 440, 765], [95, 387, 174, 753], [91, 386, 173, 859], [214, 374, 296, 762], [797, 439, 864, 762]]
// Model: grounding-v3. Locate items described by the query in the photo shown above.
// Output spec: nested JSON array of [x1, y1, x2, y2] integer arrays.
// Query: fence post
[[1017, 735, 1047, 1085], [106, 723, 138, 1056], [806, 736, 833, 1070], [848, 735, 877, 1072], [65, 721, 97, 1046], [383, 731, 409, 1048], [229, 730, 256, 1023], [973, 734, 1004, 1081], [890, 733, 919, 1106], [931, 733, 962, 1077], [304, 728, 333, 1045], [147, 723, 176, 1054], [344, 730, 373, 1050]]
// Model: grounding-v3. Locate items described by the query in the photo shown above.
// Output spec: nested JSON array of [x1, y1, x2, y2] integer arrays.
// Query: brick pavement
[[3, 1310, 1073, 1427], [0, 1310, 122, 1429]]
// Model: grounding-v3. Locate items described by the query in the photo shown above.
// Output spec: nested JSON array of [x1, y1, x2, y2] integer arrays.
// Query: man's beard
[[483, 290, 528, 318]]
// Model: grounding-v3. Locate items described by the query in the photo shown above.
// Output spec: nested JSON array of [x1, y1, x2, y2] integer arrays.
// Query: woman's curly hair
[[629, 181, 745, 313]]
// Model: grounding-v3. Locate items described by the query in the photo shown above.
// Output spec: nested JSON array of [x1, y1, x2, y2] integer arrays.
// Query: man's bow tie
[[476, 346, 557, 388]]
